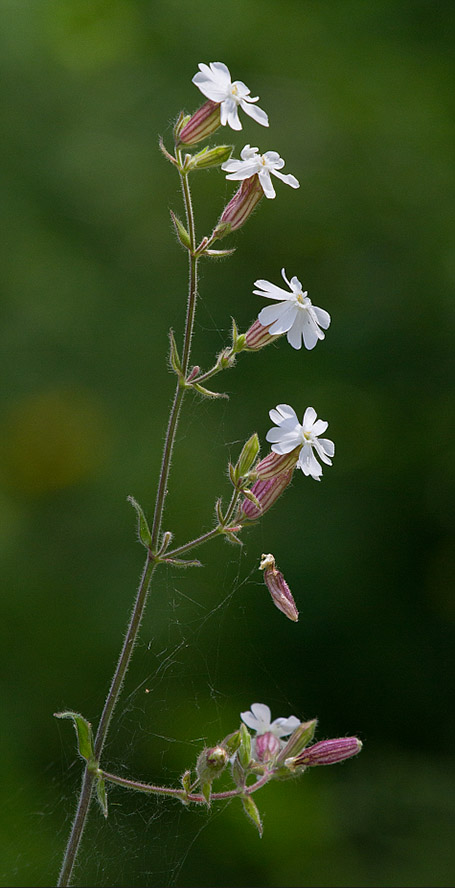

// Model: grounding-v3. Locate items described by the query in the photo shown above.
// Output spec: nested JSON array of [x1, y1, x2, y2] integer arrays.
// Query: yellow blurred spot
[[1, 389, 110, 495]]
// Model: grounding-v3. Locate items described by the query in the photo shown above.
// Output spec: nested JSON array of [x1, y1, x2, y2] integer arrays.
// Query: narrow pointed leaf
[[95, 775, 108, 818], [169, 329, 182, 374], [170, 210, 191, 249], [54, 711, 95, 763], [241, 795, 263, 837], [127, 496, 152, 549], [191, 382, 228, 399]]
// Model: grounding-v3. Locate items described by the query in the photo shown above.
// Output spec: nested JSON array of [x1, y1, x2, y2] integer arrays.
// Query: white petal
[[271, 715, 301, 737], [286, 318, 304, 350], [270, 404, 298, 424], [313, 306, 331, 329], [320, 438, 335, 457], [232, 79, 250, 97], [240, 100, 269, 127], [226, 102, 242, 130], [258, 303, 290, 327], [268, 304, 299, 335], [265, 427, 289, 443], [299, 445, 322, 479], [254, 281, 293, 301], [312, 419, 328, 436], [209, 62, 232, 82], [270, 439, 302, 455], [263, 151, 284, 168], [302, 318, 320, 351], [258, 169, 276, 198], [240, 710, 262, 731], [289, 275, 303, 292], [272, 170, 300, 189], [224, 161, 260, 180], [303, 406, 317, 427], [250, 703, 272, 731], [240, 144, 258, 160]]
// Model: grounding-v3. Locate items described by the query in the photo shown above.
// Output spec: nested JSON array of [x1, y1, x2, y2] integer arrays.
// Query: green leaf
[[181, 770, 192, 793], [191, 382, 228, 399], [54, 711, 95, 763], [201, 781, 211, 806], [204, 248, 236, 258], [170, 210, 191, 249], [127, 496, 152, 549], [241, 795, 263, 837], [95, 775, 108, 818], [169, 329, 182, 375]]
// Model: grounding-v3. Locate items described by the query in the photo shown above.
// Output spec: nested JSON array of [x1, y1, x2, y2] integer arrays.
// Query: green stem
[[150, 158, 198, 550], [58, 151, 200, 887], [101, 768, 272, 803], [165, 488, 245, 560]]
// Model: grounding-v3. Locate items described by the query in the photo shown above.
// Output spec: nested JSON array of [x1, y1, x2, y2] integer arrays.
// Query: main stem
[[58, 158, 199, 887]]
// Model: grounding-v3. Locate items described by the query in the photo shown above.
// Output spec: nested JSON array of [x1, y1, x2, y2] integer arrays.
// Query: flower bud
[[254, 731, 281, 763], [196, 745, 229, 785], [255, 448, 300, 480], [259, 553, 299, 622], [236, 433, 260, 478], [213, 175, 264, 238], [288, 737, 363, 769], [276, 719, 318, 764], [188, 144, 233, 170], [241, 470, 293, 520], [244, 319, 281, 351], [177, 100, 221, 145]]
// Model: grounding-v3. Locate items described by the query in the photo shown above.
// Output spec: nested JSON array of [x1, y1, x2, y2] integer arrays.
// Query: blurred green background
[[1, 1, 454, 885]]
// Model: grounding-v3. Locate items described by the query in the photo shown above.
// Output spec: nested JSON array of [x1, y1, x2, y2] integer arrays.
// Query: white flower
[[192, 62, 269, 131], [222, 145, 300, 199], [266, 404, 335, 481], [254, 268, 331, 350], [241, 703, 300, 738]]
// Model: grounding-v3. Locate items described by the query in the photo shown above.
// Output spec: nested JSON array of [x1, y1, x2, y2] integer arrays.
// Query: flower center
[[231, 84, 238, 96]]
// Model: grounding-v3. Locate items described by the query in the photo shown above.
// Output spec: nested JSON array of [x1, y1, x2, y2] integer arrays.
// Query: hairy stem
[[101, 768, 272, 803], [58, 151, 199, 887]]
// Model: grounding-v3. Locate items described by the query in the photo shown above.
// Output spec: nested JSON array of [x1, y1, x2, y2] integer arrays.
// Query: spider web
[[40, 300, 297, 888]]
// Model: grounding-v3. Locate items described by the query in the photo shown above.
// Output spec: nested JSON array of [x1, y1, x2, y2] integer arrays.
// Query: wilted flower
[[241, 703, 300, 760], [259, 553, 299, 622], [287, 737, 363, 769], [254, 269, 331, 350], [266, 404, 335, 481], [222, 145, 300, 199], [192, 62, 269, 131]]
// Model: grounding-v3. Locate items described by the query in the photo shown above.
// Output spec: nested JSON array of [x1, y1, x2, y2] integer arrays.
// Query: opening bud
[[241, 470, 293, 520], [288, 737, 363, 769], [213, 176, 264, 239], [259, 553, 299, 622], [254, 730, 281, 763], [177, 101, 221, 146]]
